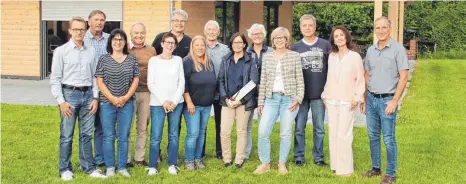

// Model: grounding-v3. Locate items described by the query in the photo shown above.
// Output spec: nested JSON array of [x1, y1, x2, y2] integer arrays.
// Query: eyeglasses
[[273, 36, 287, 41], [71, 28, 86, 32], [164, 41, 176, 46], [232, 41, 244, 45], [172, 19, 187, 24], [112, 38, 126, 43]]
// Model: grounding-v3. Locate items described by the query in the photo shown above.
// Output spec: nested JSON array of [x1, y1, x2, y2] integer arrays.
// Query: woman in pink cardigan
[[321, 25, 365, 176]]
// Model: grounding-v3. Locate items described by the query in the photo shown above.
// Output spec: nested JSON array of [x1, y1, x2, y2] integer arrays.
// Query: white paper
[[231, 81, 256, 101]]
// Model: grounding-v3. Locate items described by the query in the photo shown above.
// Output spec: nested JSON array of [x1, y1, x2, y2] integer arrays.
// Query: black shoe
[[135, 160, 149, 167], [314, 161, 328, 167], [96, 162, 106, 167], [362, 168, 382, 178], [224, 162, 232, 167], [216, 153, 223, 160], [235, 163, 243, 169], [126, 162, 134, 168], [295, 160, 304, 167]]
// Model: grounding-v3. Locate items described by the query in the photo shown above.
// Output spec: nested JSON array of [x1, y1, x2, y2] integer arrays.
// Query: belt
[[272, 92, 285, 96], [62, 84, 90, 92], [369, 91, 394, 98]]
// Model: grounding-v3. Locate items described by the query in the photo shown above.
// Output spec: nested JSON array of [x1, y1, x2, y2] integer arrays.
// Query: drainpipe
[[169, 0, 174, 30]]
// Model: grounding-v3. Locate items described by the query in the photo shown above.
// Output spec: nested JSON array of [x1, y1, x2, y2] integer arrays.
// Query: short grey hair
[[299, 14, 316, 25], [172, 9, 188, 21], [130, 22, 146, 34], [88, 10, 106, 20], [204, 20, 220, 31], [375, 16, 392, 28], [247, 24, 267, 39]]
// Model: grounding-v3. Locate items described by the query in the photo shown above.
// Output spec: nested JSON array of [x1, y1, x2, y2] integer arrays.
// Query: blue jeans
[[366, 92, 398, 176], [100, 101, 134, 170], [58, 88, 96, 174], [94, 108, 104, 165], [258, 94, 299, 164], [183, 105, 211, 161], [149, 104, 183, 168], [294, 98, 326, 162]]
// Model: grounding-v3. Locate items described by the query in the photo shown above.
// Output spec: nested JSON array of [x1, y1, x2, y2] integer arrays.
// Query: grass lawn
[[2, 60, 465, 184]]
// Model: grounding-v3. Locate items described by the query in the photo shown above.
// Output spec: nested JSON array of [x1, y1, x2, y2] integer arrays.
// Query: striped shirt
[[84, 30, 109, 58], [95, 54, 140, 103]]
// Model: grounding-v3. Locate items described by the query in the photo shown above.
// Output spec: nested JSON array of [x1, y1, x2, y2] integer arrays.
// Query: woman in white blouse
[[146, 32, 185, 176], [321, 25, 365, 176]]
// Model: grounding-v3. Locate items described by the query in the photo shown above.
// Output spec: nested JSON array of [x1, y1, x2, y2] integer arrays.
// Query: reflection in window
[[215, 1, 239, 45], [44, 21, 120, 76], [264, 1, 280, 46]]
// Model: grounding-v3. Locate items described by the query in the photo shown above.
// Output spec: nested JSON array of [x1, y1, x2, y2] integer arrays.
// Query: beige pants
[[128, 91, 150, 162], [327, 103, 355, 175], [220, 105, 251, 164]]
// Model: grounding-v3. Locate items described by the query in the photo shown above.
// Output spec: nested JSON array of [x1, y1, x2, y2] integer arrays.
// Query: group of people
[[50, 9, 408, 184]]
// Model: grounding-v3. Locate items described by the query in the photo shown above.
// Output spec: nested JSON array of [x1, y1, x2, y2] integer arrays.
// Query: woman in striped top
[[146, 32, 185, 176], [95, 29, 140, 177]]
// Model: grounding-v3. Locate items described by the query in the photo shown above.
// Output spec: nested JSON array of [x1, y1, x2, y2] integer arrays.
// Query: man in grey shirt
[[361, 16, 409, 184], [204, 20, 230, 159], [50, 16, 106, 181]]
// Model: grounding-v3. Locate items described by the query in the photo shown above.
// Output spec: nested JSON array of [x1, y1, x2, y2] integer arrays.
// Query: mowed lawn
[[2, 60, 465, 184]]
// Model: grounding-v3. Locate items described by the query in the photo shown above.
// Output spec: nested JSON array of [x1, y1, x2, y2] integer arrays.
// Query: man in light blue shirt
[[50, 16, 106, 181], [83, 10, 109, 167]]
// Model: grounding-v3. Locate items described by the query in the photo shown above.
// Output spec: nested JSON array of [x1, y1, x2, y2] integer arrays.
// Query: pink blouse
[[321, 50, 365, 103]]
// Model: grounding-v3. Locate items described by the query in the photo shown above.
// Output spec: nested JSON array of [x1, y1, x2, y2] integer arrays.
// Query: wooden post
[[388, 1, 399, 42], [398, 0, 405, 44], [373, 0, 383, 44]]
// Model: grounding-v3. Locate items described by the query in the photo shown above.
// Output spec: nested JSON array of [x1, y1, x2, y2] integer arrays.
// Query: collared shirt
[[128, 40, 156, 92], [50, 40, 99, 104], [364, 39, 409, 94], [83, 30, 109, 58], [129, 40, 147, 49], [246, 44, 273, 78], [207, 41, 230, 78], [227, 56, 245, 97]]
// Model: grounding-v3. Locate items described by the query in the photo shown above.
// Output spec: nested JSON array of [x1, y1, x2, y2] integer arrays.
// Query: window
[[263, 1, 280, 46], [215, 1, 240, 45], [43, 21, 120, 77]]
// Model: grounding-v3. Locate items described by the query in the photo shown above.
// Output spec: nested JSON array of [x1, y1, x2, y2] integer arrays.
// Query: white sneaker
[[168, 165, 179, 175], [60, 170, 73, 181], [146, 167, 158, 176], [118, 169, 131, 177], [106, 167, 115, 177], [89, 170, 107, 179]]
